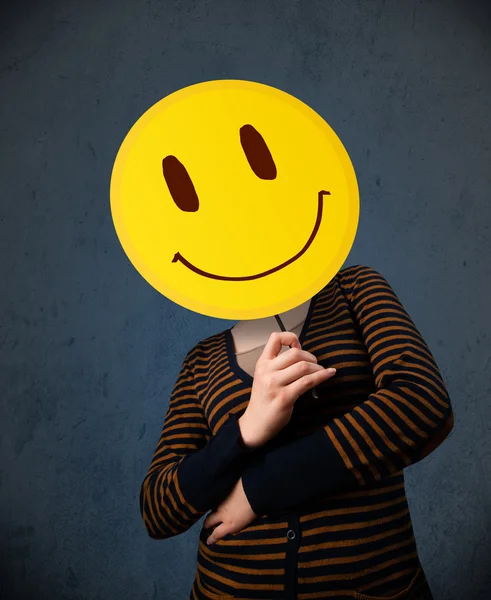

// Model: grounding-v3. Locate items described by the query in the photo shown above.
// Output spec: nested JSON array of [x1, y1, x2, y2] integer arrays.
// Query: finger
[[276, 360, 327, 387], [203, 511, 221, 530], [206, 523, 228, 546], [261, 331, 301, 360], [288, 366, 336, 398], [271, 346, 318, 372]]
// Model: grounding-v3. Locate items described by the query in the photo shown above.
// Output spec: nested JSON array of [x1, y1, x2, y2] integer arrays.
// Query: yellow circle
[[110, 79, 359, 320]]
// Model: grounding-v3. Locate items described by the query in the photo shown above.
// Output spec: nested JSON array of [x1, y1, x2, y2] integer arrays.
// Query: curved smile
[[172, 190, 330, 281]]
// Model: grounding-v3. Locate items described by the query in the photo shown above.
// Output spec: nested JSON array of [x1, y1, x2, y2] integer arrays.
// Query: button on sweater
[[139, 264, 454, 600]]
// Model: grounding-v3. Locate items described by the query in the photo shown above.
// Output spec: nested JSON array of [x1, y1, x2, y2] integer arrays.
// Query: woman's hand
[[203, 477, 257, 546], [238, 331, 336, 449]]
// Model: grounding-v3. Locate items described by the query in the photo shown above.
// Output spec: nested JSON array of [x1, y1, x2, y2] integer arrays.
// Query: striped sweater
[[140, 264, 454, 600]]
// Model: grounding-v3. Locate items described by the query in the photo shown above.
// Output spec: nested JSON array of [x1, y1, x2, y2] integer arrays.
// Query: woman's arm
[[239, 265, 455, 517], [139, 351, 257, 540]]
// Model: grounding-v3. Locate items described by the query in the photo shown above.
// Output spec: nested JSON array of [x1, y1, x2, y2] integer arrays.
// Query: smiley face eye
[[240, 124, 277, 180], [162, 155, 199, 212]]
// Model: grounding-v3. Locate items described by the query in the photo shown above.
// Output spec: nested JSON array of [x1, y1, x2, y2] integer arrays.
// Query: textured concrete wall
[[1, 1, 490, 598]]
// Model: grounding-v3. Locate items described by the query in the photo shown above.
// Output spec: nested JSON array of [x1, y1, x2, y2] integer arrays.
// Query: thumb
[[206, 522, 228, 546], [203, 507, 222, 530]]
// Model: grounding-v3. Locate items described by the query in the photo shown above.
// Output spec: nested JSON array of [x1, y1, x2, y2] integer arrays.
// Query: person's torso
[[189, 266, 424, 600]]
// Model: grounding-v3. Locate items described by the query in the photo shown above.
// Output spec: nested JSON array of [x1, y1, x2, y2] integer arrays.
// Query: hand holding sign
[[238, 331, 336, 449]]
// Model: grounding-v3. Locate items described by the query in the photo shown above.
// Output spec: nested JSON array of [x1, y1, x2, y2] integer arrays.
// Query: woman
[[140, 264, 454, 600]]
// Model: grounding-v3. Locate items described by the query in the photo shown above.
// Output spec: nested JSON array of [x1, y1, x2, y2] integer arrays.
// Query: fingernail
[[327, 368, 336, 374]]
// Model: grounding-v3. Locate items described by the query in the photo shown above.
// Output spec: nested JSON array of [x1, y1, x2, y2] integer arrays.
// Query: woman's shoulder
[[336, 263, 385, 285], [331, 264, 388, 300], [337, 263, 379, 278], [185, 329, 225, 365], [323, 263, 375, 289]]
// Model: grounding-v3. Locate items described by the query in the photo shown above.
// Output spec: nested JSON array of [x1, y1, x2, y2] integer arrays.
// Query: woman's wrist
[[237, 413, 262, 450]]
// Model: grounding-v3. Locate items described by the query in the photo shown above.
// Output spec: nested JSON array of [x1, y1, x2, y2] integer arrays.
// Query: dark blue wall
[[1, 1, 490, 598]]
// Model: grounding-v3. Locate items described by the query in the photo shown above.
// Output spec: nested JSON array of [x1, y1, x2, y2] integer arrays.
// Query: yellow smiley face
[[110, 79, 359, 320]]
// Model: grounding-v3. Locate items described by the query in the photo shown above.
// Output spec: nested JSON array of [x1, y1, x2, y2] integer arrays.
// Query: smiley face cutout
[[110, 79, 359, 320]]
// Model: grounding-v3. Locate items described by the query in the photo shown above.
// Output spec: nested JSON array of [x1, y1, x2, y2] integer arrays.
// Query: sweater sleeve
[[241, 265, 455, 517], [139, 349, 257, 539]]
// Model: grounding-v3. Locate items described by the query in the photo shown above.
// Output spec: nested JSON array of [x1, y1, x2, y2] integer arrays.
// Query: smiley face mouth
[[172, 190, 330, 281]]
